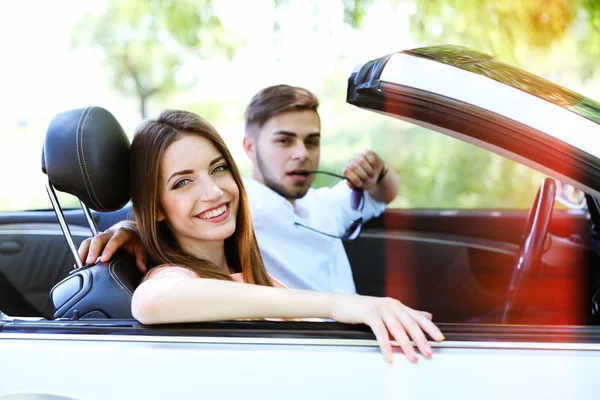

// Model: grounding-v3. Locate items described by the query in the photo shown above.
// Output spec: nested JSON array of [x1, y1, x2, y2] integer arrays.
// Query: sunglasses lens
[[345, 218, 363, 241], [351, 189, 365, 211]]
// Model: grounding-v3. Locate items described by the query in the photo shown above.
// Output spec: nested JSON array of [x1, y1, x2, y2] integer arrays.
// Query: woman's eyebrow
[[167, 169, 194, 185], [209, 155, 225, 166], [166, 156, 225, 184]]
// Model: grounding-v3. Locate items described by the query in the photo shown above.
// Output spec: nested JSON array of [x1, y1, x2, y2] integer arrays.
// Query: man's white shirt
[[243, 177, 386, 294]]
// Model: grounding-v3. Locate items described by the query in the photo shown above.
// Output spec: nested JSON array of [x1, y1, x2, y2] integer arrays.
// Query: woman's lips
[[195, 202, 231, 223]]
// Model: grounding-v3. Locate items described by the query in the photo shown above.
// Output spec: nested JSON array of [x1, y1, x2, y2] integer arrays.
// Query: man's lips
[[287, 169, 310, 183]]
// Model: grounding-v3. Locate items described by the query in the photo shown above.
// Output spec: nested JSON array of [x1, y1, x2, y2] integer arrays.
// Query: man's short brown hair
[[244, 84, 319, 136]]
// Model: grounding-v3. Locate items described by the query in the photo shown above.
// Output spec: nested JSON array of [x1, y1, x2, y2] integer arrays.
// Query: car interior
[[1, 106, 600, 331]]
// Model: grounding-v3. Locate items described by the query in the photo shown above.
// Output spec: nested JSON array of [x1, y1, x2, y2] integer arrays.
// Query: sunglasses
[[294, 170, 365, 241]]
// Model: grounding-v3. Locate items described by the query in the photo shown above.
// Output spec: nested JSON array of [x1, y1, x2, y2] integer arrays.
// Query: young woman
[[82, 109, 444, 363]]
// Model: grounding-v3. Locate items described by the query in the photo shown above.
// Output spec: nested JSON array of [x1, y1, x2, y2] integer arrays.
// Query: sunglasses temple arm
[[305, 170, 346, 180], [294, 223, 344, 239]]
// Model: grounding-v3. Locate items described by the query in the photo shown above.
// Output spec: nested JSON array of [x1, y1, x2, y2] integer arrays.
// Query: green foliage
[[315, 114, 545, 209], [580, 0, 600, 81], [72, 0, 242, 117], [405, 0, 598, 69]]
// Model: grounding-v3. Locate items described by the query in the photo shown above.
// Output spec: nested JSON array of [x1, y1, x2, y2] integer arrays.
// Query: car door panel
[[2, 321, 600, 400], [0, 224, 90, 318], [348, 209, 591, 322], [0, 205, 135, 318]]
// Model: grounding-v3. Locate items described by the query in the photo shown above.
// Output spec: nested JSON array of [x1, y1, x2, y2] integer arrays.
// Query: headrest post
[[46, 177, 84, 269], [80, 200, 99, 236]]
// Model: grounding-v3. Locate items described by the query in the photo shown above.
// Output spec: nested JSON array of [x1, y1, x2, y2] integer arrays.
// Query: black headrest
[[42, 107, 131, 212]]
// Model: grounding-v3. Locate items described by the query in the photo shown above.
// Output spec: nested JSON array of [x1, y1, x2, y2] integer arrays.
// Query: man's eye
[[276, 138, 290, 144], [212, 164, 229, 174], [306, 140, 320, 148], [172, 179, 191, 189]]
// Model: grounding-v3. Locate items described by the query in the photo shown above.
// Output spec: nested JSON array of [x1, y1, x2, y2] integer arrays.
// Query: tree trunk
[[140, 95, 147, 119]]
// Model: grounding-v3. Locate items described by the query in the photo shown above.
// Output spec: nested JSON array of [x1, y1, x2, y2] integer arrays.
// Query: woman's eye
[[172, 179, 191, 189], [212, 164, 229, 174]]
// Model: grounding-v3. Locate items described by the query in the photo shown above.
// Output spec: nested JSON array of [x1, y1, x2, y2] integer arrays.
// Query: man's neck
[[250, 168, 296, 205]]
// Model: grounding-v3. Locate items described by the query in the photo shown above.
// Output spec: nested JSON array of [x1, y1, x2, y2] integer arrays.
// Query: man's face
[[248, 109, 321, 200]]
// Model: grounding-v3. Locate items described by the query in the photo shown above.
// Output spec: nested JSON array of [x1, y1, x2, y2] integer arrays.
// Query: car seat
[[42, 106, 143, 319]]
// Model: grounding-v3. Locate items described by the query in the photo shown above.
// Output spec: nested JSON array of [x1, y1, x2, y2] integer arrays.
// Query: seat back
[[42, 106, 143, 319]]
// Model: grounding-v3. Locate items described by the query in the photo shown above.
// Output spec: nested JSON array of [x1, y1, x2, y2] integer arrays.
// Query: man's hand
[[342, 150, 399, 204], [342, 150, 385, 191], [77, 221, 147, 273]]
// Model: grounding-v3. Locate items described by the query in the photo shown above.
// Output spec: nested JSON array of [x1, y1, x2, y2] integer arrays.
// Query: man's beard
[[256, 148, 312, 200]]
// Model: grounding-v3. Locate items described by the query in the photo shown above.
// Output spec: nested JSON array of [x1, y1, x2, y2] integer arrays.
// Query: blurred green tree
[[72, 0, 241, 118], [72, 0, 377, 119], [405, 0, 599, 68]]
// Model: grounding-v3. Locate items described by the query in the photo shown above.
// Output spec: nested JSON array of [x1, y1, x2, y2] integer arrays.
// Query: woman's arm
[[131, 269, 445, 363]]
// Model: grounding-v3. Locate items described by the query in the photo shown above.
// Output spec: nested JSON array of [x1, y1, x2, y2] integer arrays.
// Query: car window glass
[[317, 113, 548, 209], [0, 124, 79, 212]]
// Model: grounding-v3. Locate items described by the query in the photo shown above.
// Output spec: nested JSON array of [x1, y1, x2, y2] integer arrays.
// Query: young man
[[240, 85, 399, 293], [78, 85, 399, 294]]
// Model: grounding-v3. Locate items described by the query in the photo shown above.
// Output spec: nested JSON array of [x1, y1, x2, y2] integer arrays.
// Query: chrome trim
[[0, 228, 91, 237], [80, 200, 99, 236], [1, 333, 600, 351], [380, 54, 600, 156], [361, 231, 518, 256], [46, 179, 83, 269]]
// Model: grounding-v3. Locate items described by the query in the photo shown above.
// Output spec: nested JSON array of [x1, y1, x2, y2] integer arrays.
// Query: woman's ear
[[156, 209, 165, 222]]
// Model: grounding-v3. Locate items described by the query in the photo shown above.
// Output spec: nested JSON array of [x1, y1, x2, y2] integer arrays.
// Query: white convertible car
[[1, 45, 600, 399]]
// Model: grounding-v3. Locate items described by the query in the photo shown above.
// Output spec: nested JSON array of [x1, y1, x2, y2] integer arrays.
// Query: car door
[[2, 318, 600, 400], [344, 121, 592, 324], [0, 179, 132, 318], [340, 46, 600, 327]]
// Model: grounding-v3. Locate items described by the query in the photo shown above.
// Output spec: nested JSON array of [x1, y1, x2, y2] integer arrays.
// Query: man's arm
[[77, 220, 147, 272], [342, 150, 399, 204]]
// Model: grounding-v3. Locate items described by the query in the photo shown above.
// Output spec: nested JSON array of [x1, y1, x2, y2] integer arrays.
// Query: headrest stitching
[[76, 107, 99, 210], [79, 106, 108, 211]]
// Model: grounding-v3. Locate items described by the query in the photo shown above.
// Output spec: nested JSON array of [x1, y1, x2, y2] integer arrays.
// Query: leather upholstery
[[51, 251, 141, 319], [42, 106, 131, 212], [44, 107, 143, 319]]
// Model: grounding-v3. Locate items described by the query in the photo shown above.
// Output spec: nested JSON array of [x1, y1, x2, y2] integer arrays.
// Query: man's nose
[[291, 143, 308, 161], [198, 179, 223, 202]]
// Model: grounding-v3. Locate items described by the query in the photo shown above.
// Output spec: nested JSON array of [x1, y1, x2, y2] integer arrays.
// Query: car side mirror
[[554, 179, 586, 209]]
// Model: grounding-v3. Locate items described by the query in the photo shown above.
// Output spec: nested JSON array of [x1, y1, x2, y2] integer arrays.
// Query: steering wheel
[[502, 178, 556, 323]]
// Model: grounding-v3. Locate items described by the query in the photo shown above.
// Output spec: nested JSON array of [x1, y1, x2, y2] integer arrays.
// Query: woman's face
[[158, 133, 240, 250]]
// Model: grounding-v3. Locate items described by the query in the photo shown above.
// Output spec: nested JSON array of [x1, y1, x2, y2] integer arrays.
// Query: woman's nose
[[198, 180, 223, 202]]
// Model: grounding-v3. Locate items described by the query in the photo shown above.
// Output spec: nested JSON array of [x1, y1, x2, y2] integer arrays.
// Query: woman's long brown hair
[[130, 109, 273, 286]]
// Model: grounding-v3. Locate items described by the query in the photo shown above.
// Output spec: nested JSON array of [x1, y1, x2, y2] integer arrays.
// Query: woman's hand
[[330, 295, 444, 363], [77, 221, 147, 273]]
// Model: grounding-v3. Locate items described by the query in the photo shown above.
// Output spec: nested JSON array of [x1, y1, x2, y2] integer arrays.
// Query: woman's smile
[[195, 202, 231, 223]]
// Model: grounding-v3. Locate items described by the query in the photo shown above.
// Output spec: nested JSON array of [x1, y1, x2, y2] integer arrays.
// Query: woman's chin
[[204, 221, 236, 241]]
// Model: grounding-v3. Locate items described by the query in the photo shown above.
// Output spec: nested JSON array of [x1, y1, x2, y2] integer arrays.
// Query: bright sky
[[0, 0, 418, 209], [1, 0, 598, 210], [0, 0, 417, 128]]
